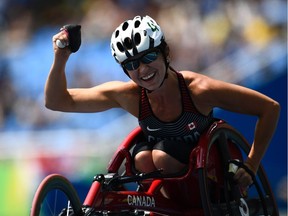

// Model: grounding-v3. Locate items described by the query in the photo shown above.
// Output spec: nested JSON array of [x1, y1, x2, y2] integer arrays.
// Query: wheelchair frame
[[30, 119, 279, 216]]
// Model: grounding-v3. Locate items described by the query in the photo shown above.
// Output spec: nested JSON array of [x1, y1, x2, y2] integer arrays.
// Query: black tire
[[198, 127, 279, 216], [31, 174, 83, 216]]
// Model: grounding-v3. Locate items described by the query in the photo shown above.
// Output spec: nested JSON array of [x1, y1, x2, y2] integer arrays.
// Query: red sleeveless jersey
[[138, 72, 214, 145]]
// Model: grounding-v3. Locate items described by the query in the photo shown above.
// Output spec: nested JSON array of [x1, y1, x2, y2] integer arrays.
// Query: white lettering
[[127, 195, 155, 207], [147, 131, 200, 144]]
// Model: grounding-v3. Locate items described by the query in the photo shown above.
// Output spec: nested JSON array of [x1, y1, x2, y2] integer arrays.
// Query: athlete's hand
[[52, 30, 71, 57], [233, 162, 255, 191], [52, 24, 81, 55]]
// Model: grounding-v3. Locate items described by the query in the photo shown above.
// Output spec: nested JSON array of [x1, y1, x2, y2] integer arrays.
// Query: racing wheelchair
[[30, 119, 279, 215]]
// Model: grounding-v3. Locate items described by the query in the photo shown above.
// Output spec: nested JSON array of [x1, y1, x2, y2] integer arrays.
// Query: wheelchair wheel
[[198, 126, 279, 216], [30, 174, 83, 216]]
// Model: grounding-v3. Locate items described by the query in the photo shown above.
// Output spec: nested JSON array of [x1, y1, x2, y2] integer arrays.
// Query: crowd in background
[[0, 0, 286, 131], [0, 1, 286, 214]]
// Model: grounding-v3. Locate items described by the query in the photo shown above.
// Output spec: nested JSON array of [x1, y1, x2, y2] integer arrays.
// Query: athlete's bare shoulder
[[179, 70, 212, 94], [103, 80, 140, 116], [108, 80, 140, 96], [92, 80, 139, 95]]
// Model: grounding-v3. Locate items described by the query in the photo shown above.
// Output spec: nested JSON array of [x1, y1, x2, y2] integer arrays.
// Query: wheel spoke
[[30, 174, 83, 216]]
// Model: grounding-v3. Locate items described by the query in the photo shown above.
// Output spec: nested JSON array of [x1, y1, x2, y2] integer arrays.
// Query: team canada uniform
[[134, 72, 215, 164]]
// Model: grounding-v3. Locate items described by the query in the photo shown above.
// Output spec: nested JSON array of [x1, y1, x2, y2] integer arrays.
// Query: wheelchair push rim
[[197, 124, 279, 216]]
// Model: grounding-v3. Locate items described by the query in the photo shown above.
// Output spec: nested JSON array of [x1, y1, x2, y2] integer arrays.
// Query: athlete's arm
[[45, 31, 133, 113], [186, 71, 280, 174]]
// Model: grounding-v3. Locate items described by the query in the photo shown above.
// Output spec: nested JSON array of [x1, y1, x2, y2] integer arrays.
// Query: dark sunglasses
[[122, 50, 160, 71]]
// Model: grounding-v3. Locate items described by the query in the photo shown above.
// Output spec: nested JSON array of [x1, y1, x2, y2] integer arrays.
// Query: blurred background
[[0, 0, 286, 215]]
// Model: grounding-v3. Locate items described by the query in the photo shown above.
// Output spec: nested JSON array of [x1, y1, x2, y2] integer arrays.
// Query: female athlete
[[45, 15, 280, 191]]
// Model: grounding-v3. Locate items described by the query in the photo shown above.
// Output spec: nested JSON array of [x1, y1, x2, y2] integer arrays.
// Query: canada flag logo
[[187, 122, 197, 131]]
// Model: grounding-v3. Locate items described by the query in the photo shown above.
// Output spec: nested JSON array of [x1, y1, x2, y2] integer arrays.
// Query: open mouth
[[141, 72, 156, 81]]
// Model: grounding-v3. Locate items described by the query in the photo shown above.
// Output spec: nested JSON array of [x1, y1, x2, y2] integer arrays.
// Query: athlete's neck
[[146, 69, 178, 97]]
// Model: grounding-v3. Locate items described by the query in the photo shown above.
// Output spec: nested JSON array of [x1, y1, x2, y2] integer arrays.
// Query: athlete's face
[[123, 50, 167, 91]]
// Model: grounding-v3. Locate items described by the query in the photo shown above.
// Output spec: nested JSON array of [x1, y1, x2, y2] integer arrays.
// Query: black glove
[[61, 24, 81, 53]]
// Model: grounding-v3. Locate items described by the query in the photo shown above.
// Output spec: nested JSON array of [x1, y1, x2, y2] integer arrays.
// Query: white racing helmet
[[110, 15, 164, 63]]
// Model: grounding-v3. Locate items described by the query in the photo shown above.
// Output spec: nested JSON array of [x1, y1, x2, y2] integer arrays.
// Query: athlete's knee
[[134, 150, 156, 173], [152, 149, 186, 174], [152, 150, 170, 169]]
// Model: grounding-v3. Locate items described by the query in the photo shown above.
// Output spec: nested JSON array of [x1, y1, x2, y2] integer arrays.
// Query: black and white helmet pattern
[[110, 15, 164, 63]]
